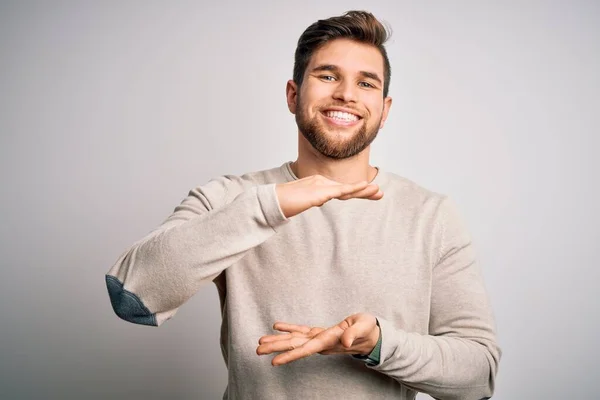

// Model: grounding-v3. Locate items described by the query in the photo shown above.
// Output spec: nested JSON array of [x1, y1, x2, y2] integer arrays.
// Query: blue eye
[[320, 75, 336, 81], [359, 81, 374, 88]]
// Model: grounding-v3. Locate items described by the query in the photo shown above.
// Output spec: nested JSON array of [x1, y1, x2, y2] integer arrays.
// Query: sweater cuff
[[256, 184, 288, 230], [367, 317, 407, 369]]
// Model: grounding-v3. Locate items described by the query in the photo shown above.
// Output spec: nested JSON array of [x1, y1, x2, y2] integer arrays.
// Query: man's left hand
[[256, 313, 380, 366]]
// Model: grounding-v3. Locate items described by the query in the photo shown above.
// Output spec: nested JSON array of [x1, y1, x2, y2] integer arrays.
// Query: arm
[[106, 174, 381, 327], [368, 197, 501, 400], [106, 178, 289, 326]]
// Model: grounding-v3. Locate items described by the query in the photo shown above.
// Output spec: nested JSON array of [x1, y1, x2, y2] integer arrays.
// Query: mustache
[[318, 103, 364, 117]]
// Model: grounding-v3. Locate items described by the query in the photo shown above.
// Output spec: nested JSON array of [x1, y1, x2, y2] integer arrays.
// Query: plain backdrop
[[1, 1, 598, 399]]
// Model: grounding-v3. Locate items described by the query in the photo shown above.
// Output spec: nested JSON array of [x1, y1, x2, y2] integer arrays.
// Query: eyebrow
[[311, 64, 382, 85], [359, 71, 382, 85]]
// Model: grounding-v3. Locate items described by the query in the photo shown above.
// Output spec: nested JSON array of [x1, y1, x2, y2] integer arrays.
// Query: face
[[287, 38, 392, 159]]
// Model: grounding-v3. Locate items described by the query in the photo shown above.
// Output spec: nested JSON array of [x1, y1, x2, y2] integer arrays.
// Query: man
[[106, 10, 501, 400]]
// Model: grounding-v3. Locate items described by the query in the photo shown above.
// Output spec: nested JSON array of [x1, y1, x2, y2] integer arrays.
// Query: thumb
[[340, 323, 367, 348], [342, 330, 356, 348], [341, 314, 376, 349]]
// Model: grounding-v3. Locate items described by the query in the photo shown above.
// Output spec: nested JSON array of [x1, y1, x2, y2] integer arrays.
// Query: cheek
[[365, 101, 384, 122], [302, 84, 331, 106]]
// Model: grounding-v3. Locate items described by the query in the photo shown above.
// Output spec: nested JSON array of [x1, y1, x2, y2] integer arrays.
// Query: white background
[[1, 1, 598, 398]]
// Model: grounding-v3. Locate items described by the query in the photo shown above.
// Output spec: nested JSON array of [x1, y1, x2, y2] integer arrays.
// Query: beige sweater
[[106, 162, 500, 400]]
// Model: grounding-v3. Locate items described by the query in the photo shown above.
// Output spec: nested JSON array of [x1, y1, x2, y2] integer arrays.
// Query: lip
[[320, 109, 363, 127], [321, 107, 363, 119]]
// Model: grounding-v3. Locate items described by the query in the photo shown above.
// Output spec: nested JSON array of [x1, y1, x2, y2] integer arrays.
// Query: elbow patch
[[105, 275, 157, 326]]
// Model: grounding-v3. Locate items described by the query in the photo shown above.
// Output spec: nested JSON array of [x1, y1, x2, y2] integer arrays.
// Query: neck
[[291, 134, 378, 184]]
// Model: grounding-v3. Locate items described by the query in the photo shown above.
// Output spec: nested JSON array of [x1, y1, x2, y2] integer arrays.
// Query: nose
[[332, 79, 357, 103]]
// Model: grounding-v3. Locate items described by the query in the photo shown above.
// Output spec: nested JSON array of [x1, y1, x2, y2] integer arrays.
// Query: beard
[[295, 98, 382, 160]]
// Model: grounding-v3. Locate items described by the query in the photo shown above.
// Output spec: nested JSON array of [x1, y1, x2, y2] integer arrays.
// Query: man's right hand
[[275, 175, 383, 218]]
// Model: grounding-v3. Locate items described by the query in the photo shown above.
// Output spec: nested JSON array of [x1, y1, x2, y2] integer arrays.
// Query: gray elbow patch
[[105, 275, 157, 326]]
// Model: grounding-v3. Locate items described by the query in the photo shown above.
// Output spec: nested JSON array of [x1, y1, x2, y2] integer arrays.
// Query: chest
[[227, 202, 434, 332]]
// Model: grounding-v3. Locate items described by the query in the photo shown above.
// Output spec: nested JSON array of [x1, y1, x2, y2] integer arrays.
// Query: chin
[[321, 123, 362, 137]]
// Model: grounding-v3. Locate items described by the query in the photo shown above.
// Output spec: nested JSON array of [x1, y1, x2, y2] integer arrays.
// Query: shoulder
[[380, 171, 447, 209], [378, 171, 468, 236], [383, 171, 472, 240], [207, 163, 289, 191], [379, 172, 470, 254], [185, 163, 290, 208]]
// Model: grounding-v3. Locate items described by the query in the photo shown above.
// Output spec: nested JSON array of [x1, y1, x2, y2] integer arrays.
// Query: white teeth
[[325, 110, 359, 121]]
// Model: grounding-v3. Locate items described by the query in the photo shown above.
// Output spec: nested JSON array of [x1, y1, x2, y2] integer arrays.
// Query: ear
[[286, 80, 298, 114], [379, 96, 393, 129]]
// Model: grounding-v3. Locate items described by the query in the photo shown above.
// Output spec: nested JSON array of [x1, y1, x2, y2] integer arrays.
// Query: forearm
[[106, 183, 288, 326], [369, 318, 499, 400]]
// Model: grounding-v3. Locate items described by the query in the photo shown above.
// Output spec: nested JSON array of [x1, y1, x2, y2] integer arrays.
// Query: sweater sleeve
[[368, 197, 501, 400], [105, 178, 288, 326]]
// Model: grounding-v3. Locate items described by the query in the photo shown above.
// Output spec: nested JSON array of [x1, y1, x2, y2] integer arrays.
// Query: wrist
[[352, 318, 382, 365], [366, 324, 380, 354]]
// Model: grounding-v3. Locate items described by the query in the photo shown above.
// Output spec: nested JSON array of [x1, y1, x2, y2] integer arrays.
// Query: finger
[[272, 326, 343, 366], [327, 181, 369, 199], [339, 191, 382, 201], [338, 185, 381, 200], [366, 190, 384, 200], [273, 322, 311, 334], [258, 333, 294, 344], [256, 336, 310, 355], [308, 327, 325, 336], [330, 179, 369, 191], [271, 338, 326, 365], [262, 328, 324, 345], [319, 348, 357, 355]]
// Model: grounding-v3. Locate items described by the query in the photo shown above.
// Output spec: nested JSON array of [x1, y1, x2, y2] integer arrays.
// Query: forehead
[[307, 38, 385, 76]]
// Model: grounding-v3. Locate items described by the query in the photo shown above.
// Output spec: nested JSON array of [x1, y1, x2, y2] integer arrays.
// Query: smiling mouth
[[323, 111, 360, 122], [321, 110, 362, 125]]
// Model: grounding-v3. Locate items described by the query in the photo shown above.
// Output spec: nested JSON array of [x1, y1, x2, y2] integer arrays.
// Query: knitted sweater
[[106, 161, 500, 400]]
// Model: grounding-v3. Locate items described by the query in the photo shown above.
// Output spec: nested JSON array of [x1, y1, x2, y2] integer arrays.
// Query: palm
[[276, 175, 383, 218], [256, 313, 379, 366]]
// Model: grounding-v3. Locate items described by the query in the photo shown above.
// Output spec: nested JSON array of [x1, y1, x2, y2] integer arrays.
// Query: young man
[[106, 11, 501, 400]]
